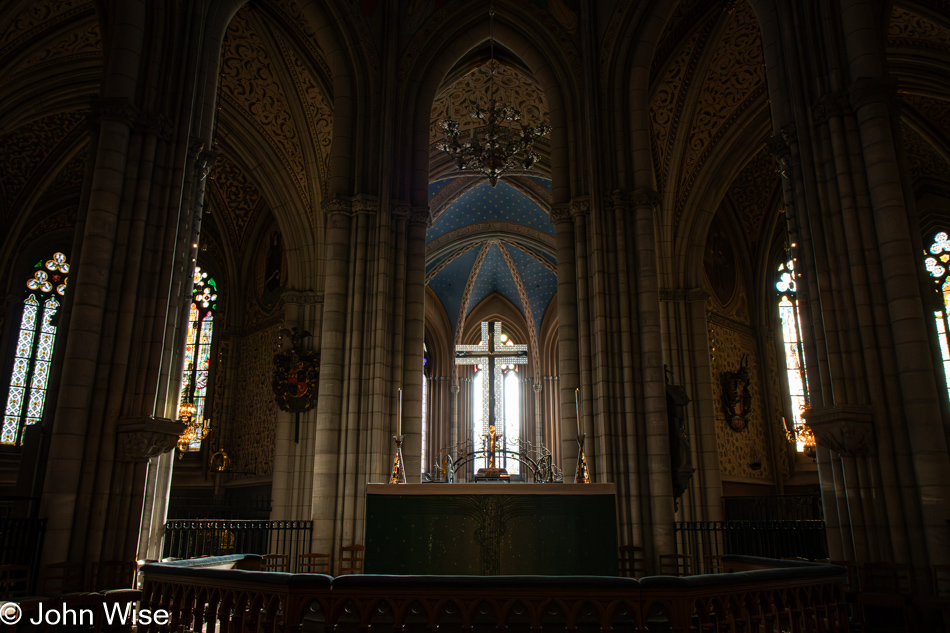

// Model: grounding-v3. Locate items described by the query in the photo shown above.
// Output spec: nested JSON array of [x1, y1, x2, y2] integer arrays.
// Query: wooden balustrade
[[140, 554, 848, 632]]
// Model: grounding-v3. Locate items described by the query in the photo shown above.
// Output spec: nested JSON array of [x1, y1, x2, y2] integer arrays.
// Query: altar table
[[364, 483, 618, 575]]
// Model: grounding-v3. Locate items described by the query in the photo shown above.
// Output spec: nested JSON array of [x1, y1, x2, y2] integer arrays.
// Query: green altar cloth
[[364, 483, 618, 575]]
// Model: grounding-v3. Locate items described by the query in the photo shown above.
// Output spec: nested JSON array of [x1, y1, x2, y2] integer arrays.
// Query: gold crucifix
[[482, 424, 503, 469]]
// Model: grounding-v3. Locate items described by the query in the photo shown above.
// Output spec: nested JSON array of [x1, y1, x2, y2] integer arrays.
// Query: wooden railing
[[140, 554, 849, 632]]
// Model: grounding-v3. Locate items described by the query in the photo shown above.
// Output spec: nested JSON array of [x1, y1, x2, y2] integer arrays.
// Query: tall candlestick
[[574, 388, 581, 437], [397, 388, 403, 437]]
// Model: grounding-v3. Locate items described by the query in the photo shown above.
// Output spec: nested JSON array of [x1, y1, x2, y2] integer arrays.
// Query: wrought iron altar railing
[[163, 519, 313, 572], [430, 437, 563, 483], [140, 554, 849, 632], [676, 520, 829, 573]]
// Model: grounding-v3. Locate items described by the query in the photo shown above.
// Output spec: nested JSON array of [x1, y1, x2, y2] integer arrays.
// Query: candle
[[397, 388, 403, 437], [574, 388, 581, 437]]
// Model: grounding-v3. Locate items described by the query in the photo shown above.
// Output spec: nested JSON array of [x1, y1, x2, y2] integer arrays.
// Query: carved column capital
[[802, 404, 875, 457], [812, 92, 851, 123], [93, 97, 138, 127], [631, 187, 661, 208], [116, 416, 188, 463], [138, 113, 174, 140], [549, 203, 572, 225], [660, 287, 708, 302], [352, 194, 379, 215], [610, 190, 632, 211], [322, 196, 353, 217], [281, 290, 323, 305], [570, 197, 590, 218], [408, 206, 432, 227]]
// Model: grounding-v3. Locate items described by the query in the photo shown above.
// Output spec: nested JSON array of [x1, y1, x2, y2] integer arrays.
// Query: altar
[[364, 483, 618, 576]]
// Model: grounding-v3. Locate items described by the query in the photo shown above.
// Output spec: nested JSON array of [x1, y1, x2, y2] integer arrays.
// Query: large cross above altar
[[456, 321, 527, 472]]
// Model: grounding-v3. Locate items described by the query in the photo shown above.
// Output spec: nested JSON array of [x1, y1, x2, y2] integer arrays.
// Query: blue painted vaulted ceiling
[[426, 179, 556, 340]]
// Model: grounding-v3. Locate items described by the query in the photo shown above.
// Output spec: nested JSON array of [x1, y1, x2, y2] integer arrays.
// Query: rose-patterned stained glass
[[2, 253, 70, 445], [776, 260, 809, 452], [179, 267, 218, 452], [924, 232, 950, 401]]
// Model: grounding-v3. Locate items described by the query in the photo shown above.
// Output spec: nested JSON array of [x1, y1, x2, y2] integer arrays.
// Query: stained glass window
[[924, 232, 950, 400], [3, 252, 70, 445], [179, 267, 217, 452], [776, 259, 809, 451], [422, 343, 428, 473], [471, 327, 523, 475]]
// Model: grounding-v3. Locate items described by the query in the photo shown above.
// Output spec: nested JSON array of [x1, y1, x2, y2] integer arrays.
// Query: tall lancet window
[[924, 231, 950, 399], [422, 343, 429, 473], [179, 266, 217, 452], [470, 325, 524, 475], [776, 259, 809, 451], [3, 252, 70, 445]]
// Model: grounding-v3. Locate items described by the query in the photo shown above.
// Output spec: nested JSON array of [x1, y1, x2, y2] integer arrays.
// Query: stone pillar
[[551, 203, 580, 474], [401, 207, 430, 482], [633, 187, 676, 560], [660, 288, 723, 522], [449, 384, 460, 450], [756, 0, 950, 588], [311, 198, 353, 556], [271, 291, 321, 521]]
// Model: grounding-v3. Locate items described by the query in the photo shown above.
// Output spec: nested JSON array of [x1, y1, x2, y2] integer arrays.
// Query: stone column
[[660, 288, 723, 522], [632, 187, 676, 560], [271, 291, 321, 521], [401, 207, 430, 482], [311, 198, 353, 556], [551, 203, 580, 473], [756, 0, 950, 586]]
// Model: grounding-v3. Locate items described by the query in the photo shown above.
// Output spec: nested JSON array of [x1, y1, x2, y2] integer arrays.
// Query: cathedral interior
[[0, 0, 949, 616]]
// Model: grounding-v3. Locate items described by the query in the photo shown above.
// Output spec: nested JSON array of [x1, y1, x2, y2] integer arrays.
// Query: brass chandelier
[[177, 401, 210, 458], [435, 2, 549, 187]]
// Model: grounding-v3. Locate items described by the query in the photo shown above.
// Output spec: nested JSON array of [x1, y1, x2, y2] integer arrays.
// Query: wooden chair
[[90, 560, 137, 590], [914, 564, 950, 621], [702, 554, 723, 575], [339, 544, 364, 575], [0, 565, 30, 599], [42, 561, 86, 594], [618, 545, 645, 578], [261, 554, 290, 573], [298, 553, 330, 574], [933, 564, 950, 600], [857, 562, 915, 632], [658, 554, 691, 577], [830, 560, 861, 596]]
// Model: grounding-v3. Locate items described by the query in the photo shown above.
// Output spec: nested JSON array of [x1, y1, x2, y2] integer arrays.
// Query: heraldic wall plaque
[[272, 328, 319, 441]]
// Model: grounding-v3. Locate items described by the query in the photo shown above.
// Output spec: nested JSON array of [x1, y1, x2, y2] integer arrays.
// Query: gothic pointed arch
[[399, 1, 581, 205]]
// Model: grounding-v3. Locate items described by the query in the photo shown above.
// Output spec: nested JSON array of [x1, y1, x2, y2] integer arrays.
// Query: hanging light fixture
[[177, 401, 211, 458], [435, 2, 550, 187]]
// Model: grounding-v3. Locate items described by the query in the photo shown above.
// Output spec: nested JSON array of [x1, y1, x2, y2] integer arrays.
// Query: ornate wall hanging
[[272, 328, 319, 414], [721, 354, 752, 431]]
